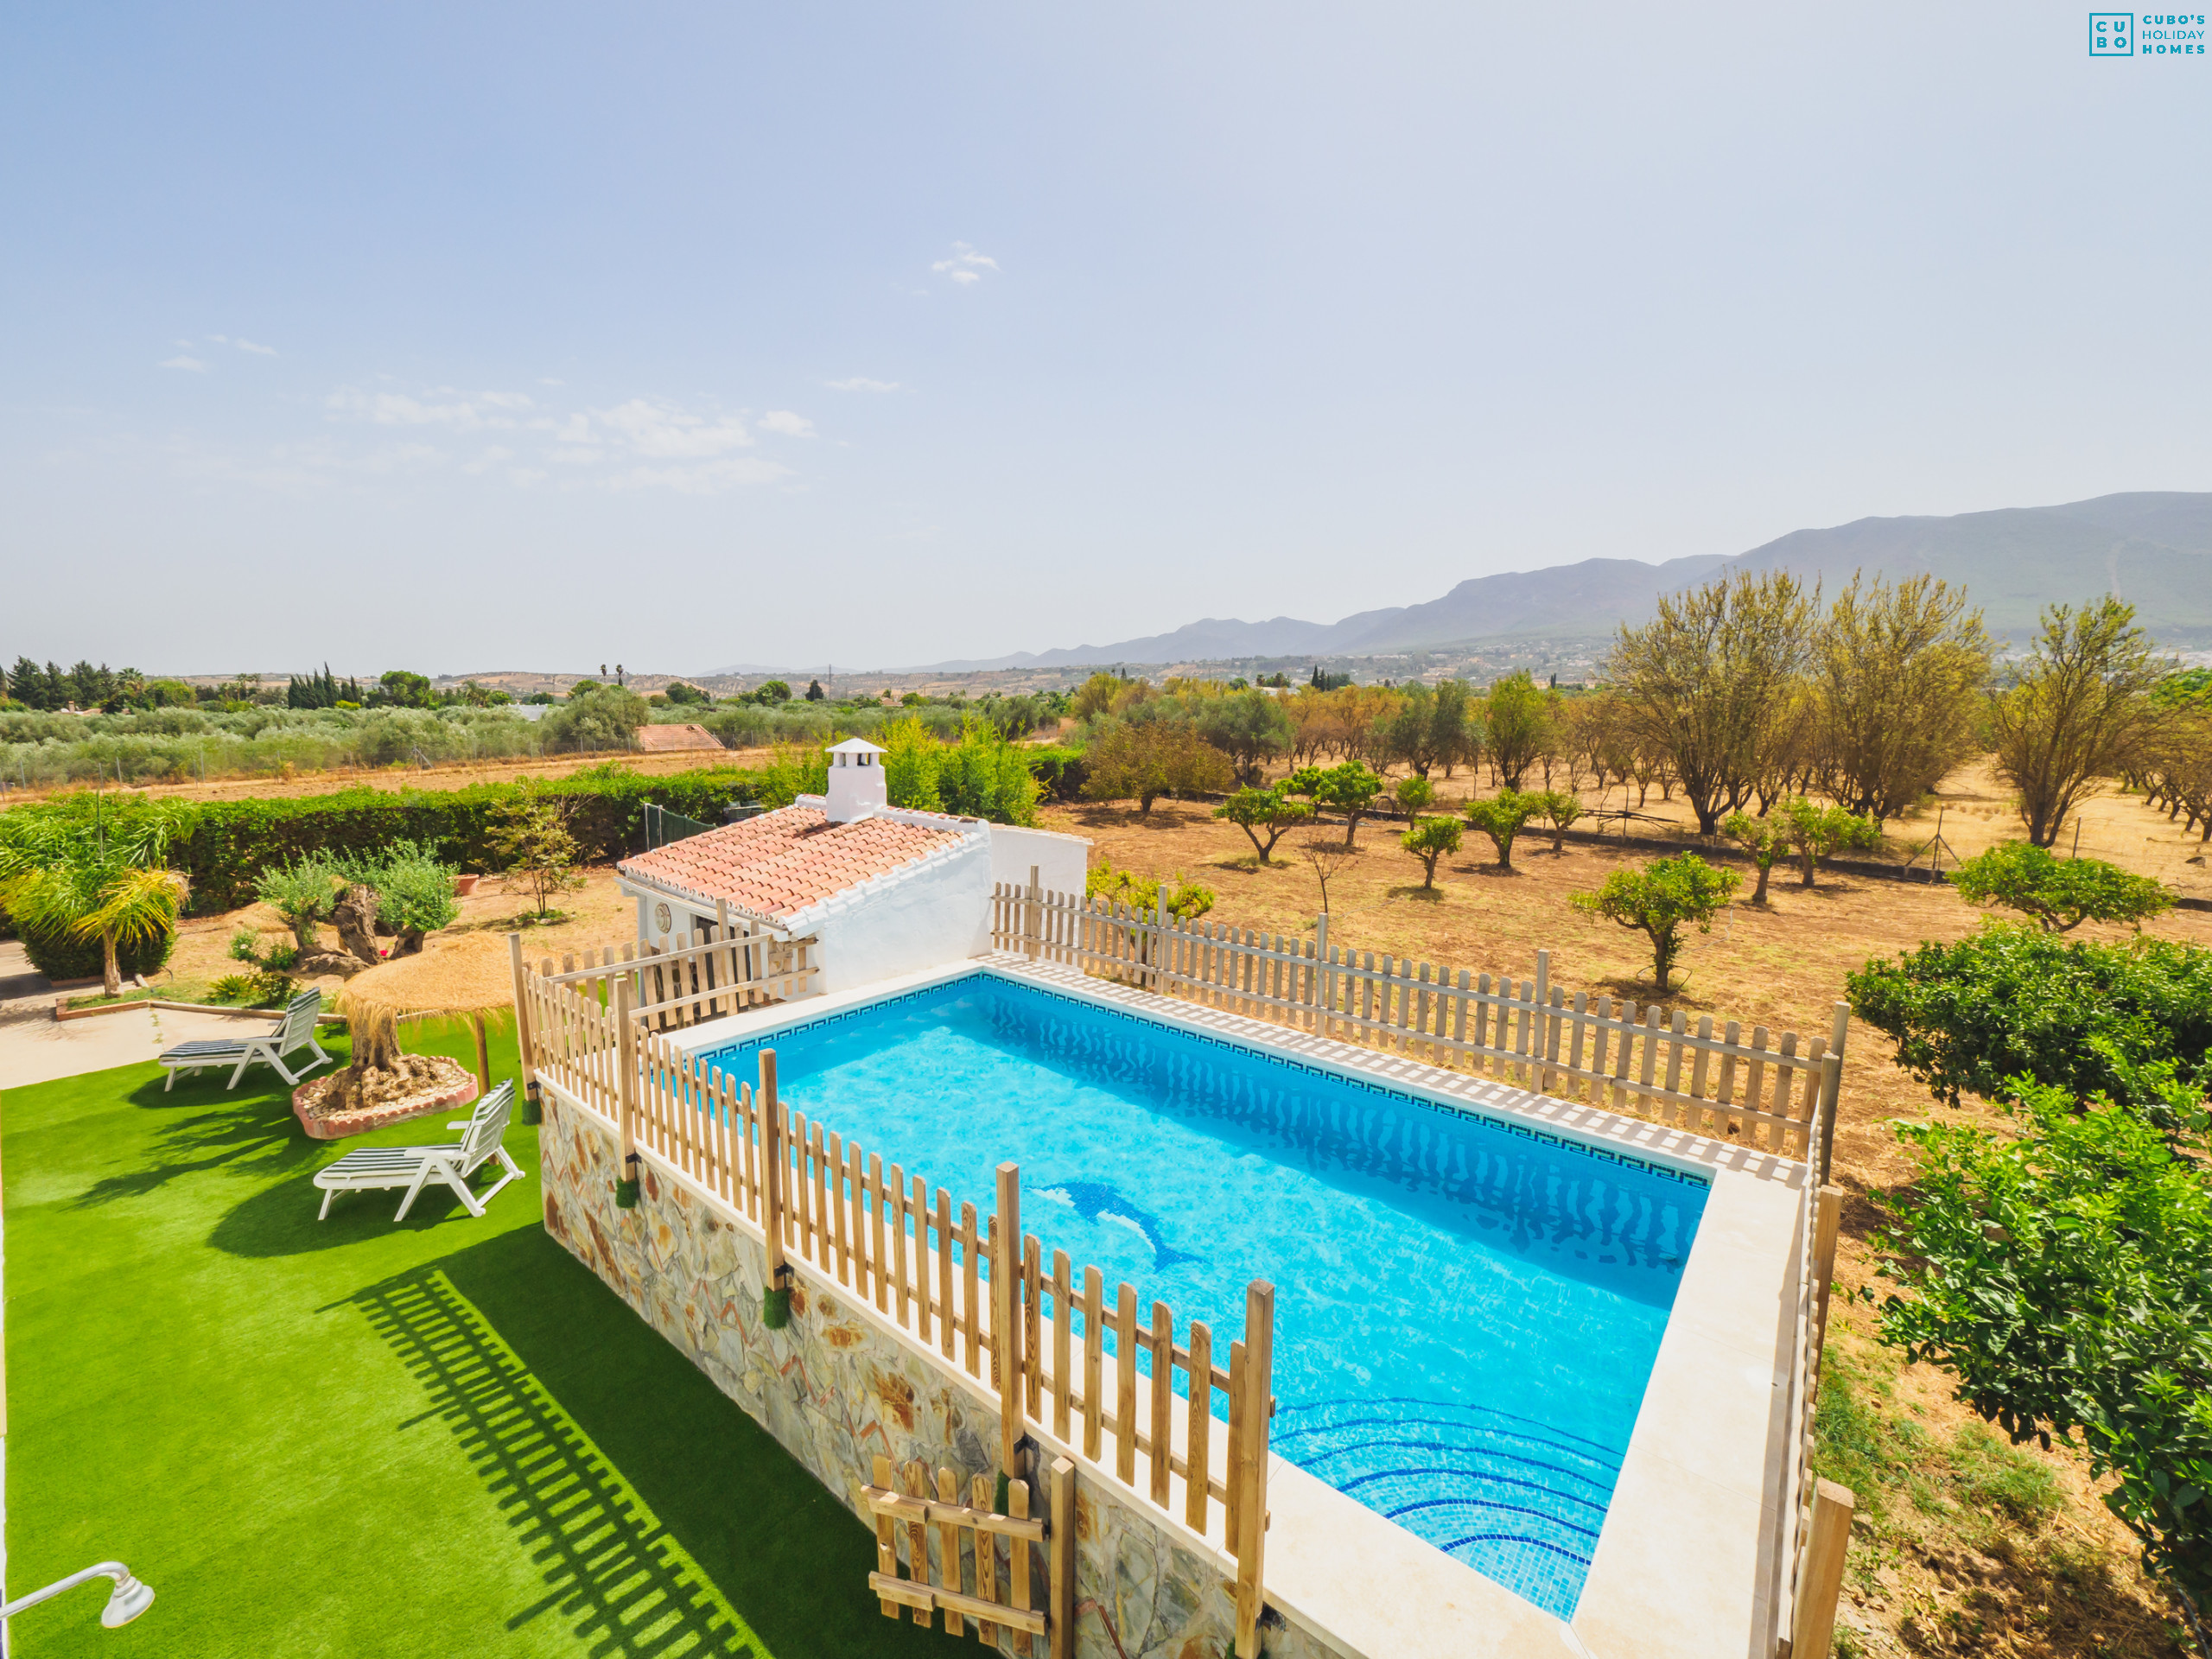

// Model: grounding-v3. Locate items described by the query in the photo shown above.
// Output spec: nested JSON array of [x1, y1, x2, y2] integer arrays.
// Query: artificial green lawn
[[3, 1020, 969, 1657]]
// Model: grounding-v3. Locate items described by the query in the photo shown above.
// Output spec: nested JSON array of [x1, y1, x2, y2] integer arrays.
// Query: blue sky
[[3, 3, 2208, 676]]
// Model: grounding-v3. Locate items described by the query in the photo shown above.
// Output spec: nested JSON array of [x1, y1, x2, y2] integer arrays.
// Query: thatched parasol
[[338, 930, 515, 1098]]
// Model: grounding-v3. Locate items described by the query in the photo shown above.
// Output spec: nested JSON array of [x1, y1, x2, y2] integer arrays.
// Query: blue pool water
[[696, 974, 1706, 1618]]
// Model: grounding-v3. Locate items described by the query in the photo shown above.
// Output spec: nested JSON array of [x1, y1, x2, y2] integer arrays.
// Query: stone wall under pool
[[537, 1088, 1347, 1659]]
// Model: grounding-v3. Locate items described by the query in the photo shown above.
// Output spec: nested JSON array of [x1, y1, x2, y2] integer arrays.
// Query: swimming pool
[[695, 971, 1707, 1619]]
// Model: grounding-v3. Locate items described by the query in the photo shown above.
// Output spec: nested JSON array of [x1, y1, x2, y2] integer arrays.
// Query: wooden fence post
[[1790, 1479, 1855, 1657], [761, 1049, 792, 1327], [507, 931, 542, 1123], [613, 976, 640, 1207], [1050, 1456, 1076, 1659], [1232, 1280, 1274, 1659], [1820, 1001, 1850, 1184], [995, 1161, 1025, 1479], [1813, 1183, 1843, 1360], [1026, 864, 1041, 962]]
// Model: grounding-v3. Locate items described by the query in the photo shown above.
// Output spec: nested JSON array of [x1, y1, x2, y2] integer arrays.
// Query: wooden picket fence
[[992, 880, 1847, 1169], [520, 919, 819, 1033], [864, 1452, 1076, 1651], [508, 938, 1278, 1658]]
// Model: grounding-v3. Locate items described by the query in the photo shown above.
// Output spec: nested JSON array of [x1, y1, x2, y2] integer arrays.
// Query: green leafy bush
[[336, 840, 460, 943], [1949, 842, 2174, 932], [14, 908, 175, 982], [1872, 1062, 2212, 1629], [1846, 928, 2212, 1105]]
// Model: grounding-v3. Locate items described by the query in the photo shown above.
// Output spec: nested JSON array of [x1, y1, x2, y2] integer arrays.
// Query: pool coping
[[668, 956, 1804, 1659]]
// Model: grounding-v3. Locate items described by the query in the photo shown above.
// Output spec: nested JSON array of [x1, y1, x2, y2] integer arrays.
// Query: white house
[[614, 737, 1088, 995]]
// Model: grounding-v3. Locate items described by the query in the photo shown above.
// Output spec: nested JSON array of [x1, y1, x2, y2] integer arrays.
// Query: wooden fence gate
[[866, 1452, 1077, 1657]]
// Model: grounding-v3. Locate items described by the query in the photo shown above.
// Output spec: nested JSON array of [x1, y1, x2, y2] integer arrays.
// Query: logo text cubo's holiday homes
[[2091, 11, 2207, 54]]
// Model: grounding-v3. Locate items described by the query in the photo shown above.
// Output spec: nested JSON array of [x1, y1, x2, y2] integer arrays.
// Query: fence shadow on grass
[[346, 1263, 760, 1658], [350, 1229, 964, 1659]]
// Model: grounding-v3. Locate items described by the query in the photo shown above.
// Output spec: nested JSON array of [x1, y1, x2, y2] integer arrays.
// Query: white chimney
[[823, 736, 888, 823]]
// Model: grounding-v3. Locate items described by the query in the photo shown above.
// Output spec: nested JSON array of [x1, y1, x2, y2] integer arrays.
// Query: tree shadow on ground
[[1386, 885, 1445, 903], [70, 1073, 327, 1208], [343, 1229, 964, 1659], [209, 1155, 490, 1255]]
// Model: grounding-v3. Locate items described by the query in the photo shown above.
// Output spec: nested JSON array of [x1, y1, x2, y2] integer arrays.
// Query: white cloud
[[326, 387, 484, 429], [161, 355, 207, 372], [595, 397, 752, 459], [931, 242, 1000, 285], [233, 338, 276, 356], [828, 377, 900, 392], [312, 379, 791, 495], [606, 456, 791, 495]]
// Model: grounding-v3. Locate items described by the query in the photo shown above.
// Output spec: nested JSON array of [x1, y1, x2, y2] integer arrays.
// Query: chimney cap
[[826, 737, 887, 759]]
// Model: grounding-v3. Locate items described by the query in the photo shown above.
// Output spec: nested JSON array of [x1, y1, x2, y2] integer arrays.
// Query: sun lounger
[[312, 1081, 524, 1221], [158, 990, 330, 1091]]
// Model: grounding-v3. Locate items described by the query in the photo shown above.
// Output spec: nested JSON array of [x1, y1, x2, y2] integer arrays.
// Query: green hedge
[[17, 912, 176, 982], [169, 763, 760, 913]]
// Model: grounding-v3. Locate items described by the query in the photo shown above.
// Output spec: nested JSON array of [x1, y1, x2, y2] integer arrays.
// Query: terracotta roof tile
[[617, 806, 966, 923]]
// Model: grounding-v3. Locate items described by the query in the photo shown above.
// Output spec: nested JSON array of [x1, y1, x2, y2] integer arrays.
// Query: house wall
[[975, 824, 1091, 956], [796, 830, 995, 995], [535, 1088, 1343, 1659]]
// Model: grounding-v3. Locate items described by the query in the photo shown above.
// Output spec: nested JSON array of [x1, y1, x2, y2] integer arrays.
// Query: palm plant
[[0, 803, 189, 995]]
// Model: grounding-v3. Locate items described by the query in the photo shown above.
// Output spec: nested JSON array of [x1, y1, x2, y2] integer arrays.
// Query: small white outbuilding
[[614, 736, 1088, 995]]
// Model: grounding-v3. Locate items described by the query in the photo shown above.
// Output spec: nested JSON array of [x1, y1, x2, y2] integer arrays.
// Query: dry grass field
[[1039, 798, 2210, 1658]]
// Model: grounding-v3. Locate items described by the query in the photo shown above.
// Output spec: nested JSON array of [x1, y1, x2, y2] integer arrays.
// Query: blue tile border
[[695, 968, 1711, 1192]]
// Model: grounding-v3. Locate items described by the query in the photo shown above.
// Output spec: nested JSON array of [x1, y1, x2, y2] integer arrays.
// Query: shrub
[[253, 858, 344, 950], [1571, 853, 1740, 989], [1535, 789, 1581, 852], [539, 685, 650, 753], [936, 721, 1041, 825], [1847, 928, 2212, 1105], [489, 791, 586, 919], [1088, 861, 1215, 921], [15, 908, 175, 982], [1949, 842, 2174, 933], [1872, 1066, 2212, 1631], [336, 840, 460, 945], [1023, 746, 1089, 803]]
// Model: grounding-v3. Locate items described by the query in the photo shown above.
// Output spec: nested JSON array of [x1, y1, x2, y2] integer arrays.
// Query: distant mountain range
[[906, 492, 2212, 671]]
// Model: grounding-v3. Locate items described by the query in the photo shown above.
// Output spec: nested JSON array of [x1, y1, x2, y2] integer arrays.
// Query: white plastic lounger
[[312, 1081, 524, 1222], [159, 990, 331, 1091]]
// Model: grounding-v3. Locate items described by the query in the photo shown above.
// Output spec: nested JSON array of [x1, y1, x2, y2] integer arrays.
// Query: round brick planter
[[293, 1060, 479, 1141]]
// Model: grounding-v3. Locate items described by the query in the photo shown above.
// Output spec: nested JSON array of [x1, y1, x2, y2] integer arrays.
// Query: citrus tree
[[1213, 786, 1312, 862], [1463, 788, 1543, 871], [1773, 798, 1880, 887], [1285, 762, 1385, 848], [1400, 816, 1462, 890], [1571, 853, 1739, 990], [1719, 810, 1786, 906], [1950, 842, 2173, 933]]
